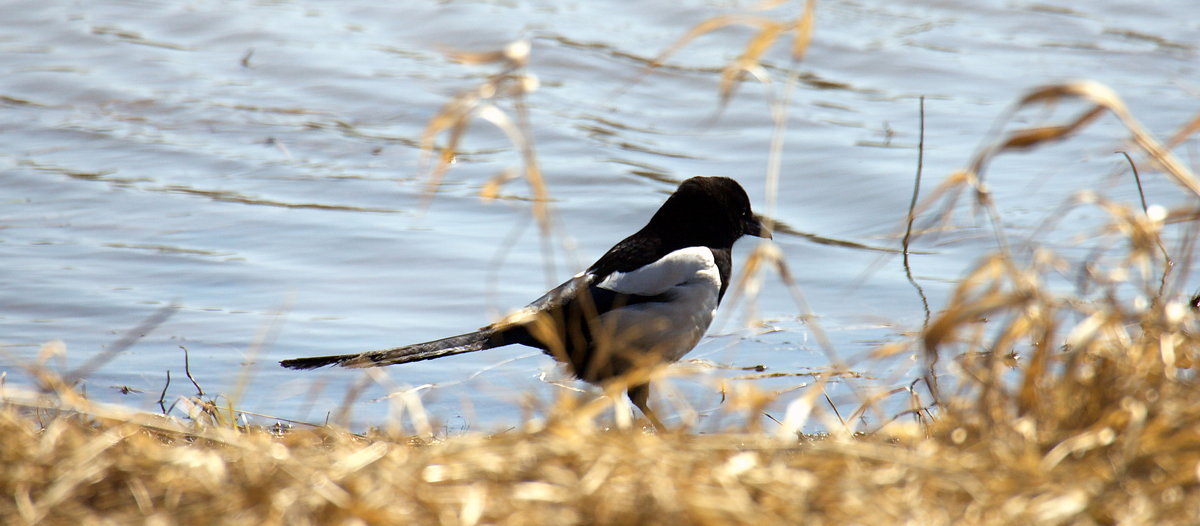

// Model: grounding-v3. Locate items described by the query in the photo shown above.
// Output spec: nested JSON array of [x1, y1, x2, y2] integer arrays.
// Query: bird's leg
[[627, 383, 665, 432]]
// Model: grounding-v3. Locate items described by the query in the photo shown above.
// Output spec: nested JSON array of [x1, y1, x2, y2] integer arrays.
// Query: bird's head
[[650, 176, 772, 247]]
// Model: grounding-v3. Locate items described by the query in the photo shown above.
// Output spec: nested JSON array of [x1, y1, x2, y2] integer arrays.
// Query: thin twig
[[1119, 150, 1174, 295], [181, 346, 204, 396], [823, 390, 846, 428], [903, 97, 939, 403], [762, 412, 783, 426], [158, 370, 171, 414], [1119, 151, 1150, 214], [903, 97, 932, 325], [903, 96, 927, 257]]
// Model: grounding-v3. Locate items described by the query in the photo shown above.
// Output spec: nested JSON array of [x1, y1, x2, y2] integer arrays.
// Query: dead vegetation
[[3, 255, 1200, 525], [5, 2, 1200, 523], [5, 77, 1200, 523]]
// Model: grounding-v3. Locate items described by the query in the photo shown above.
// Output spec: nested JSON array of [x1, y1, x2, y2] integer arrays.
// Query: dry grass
[[6, 6, 1200, 523], [4, 276, 1200, 526], [5, 95, 1200, 524]]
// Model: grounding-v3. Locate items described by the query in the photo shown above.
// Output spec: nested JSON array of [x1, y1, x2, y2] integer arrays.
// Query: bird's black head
[[647, 176, 771, 249]]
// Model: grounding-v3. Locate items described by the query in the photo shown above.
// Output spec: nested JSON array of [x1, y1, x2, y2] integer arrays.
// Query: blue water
[[2, 0, 1196, 432]]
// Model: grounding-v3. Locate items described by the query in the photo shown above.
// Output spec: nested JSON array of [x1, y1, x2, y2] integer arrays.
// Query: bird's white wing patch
[[597, 246, 720, 296], [593, 246, 721, 363]]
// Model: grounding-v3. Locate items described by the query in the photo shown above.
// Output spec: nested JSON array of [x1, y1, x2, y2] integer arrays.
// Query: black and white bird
[[281, 176, 770, 428]]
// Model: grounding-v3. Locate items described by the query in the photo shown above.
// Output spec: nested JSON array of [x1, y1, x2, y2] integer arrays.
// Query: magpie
[[281, 176, 770, 428]]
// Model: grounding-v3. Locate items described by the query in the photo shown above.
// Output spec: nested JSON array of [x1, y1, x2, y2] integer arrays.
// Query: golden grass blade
[[417, 101, 474, 215], [774, 372, 830, 439], [846, 386, 909, 430], [1014, 314, 1056, 415], [718, 21, 788, 107], [869, 341, 913, 360], [413, 41, 552, 249], [908, 81, 1197, 274], [1166, 112, 1200, 148], [649, 14, 781, 71], [624, 3, 816, 125], [444, 40, 530, 69], [419, 95, 476, 159], [474, 104, 524, 155], [791, 0, 817, 61], [983, 81, 1200, 197], [750, 0, 790, 10], [1014, 81, 1122, 107], [995, 106, 1105, 151], [35, 339, 65, 367], [480, 167, 520, 202], [922, 254, 1020, 355]]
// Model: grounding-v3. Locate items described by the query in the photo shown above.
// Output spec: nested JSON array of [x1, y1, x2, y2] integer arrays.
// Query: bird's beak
[[745, 214, 772, 239]]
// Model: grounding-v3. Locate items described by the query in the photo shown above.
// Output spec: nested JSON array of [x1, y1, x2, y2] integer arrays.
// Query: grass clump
[[3, 299, 1200, 526], [4, 190, 1200, 524], [5, 21, 1200, 525]]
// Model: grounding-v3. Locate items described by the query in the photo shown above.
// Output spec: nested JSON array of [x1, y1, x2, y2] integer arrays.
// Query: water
[[2, 0, 1196, 432]]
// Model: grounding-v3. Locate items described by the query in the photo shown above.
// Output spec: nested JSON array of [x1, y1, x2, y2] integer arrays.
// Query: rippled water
[[2, 0, 1196, 431]]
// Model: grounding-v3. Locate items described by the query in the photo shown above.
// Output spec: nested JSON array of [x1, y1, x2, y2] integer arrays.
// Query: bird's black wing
[[498, 225, 672, 328], [587, 229, 668, 277], [488, 269, 671, 355]]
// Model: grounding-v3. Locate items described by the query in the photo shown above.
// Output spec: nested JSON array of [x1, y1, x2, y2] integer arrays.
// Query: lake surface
[[2, 0, 1196, 433]]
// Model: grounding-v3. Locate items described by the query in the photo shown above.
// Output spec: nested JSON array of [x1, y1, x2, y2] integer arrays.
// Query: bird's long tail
[[279, 329, 497, 370]]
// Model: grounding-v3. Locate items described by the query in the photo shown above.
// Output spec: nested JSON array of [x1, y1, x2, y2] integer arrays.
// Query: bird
[[281, 176, 771, 429]]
